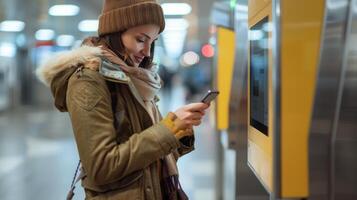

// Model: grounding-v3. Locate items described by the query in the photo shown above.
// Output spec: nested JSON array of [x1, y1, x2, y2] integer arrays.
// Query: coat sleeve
[[157, 106, 195, 159], [66, 70, 181, 186], [178, 136, 195, 156], [171, 135, 195, 161]]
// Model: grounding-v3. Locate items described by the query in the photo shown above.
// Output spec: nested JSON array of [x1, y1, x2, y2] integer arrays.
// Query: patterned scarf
[[100, 47, 162, 122]]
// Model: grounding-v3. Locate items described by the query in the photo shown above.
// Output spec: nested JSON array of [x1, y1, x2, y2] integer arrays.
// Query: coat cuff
[[150, 122, 181, 154], [179, 135, 194, 147], [178, 136, 195, 156]]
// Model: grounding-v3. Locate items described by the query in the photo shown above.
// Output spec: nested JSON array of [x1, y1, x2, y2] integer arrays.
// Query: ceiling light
[[35, 29, 55, 41], [0, 43, 16, 57], [0, 20, 25, 32], [162, 30, 187, 58], [161, 3, 192, 15], [49, 4, 80, 16], [78, 20, 98, 32], [56, 35, 75, 47], [165, 19, 189, 31]]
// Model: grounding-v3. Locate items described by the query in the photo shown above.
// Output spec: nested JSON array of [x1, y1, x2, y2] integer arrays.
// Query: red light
[[35, 40, 55, 47], [201, 44, 214, 58]]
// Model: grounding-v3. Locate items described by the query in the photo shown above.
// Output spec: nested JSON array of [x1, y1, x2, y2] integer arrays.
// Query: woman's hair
[[101, 31, 155, 69]]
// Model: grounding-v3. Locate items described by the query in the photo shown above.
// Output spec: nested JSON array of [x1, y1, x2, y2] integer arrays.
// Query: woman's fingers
[[188, 112, 204, 120], [183, 119, 202, 126], [186, 103, 209, 112], [174, 103, 209, 127], [188, 119, 202, 126]]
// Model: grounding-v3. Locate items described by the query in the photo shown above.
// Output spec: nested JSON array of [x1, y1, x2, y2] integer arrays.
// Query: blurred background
[[3, 0, 356, 200], [0, 0, 226, 200]]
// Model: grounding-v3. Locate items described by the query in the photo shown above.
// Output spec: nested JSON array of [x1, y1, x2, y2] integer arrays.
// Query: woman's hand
[[161, 103, 209, 140], [174, 103, 209, 127]]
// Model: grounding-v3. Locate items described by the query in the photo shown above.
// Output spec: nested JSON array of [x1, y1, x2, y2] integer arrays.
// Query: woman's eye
[[136, 38, 145, 43]]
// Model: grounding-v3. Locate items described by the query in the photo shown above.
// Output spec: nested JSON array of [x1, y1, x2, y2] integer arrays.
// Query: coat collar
[[36, 45, 103, 86]]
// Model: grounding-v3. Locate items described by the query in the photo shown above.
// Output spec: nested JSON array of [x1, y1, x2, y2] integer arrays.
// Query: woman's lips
[[134, 56, 144, 63]]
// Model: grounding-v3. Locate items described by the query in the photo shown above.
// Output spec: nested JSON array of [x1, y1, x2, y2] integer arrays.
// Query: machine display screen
[[249, 17, 269, 136]]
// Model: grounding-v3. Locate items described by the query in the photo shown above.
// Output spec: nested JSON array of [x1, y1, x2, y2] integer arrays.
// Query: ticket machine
[[247, 0, 325, 198]]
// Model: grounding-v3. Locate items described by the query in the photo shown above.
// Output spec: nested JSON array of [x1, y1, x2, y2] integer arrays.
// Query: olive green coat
[[37, 46, 194, 200]]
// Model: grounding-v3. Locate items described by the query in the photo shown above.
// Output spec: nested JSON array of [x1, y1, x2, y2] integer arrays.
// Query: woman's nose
[[142, 45, 150, 57]]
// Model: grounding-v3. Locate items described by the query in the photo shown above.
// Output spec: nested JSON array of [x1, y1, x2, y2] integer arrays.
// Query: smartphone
[[201, 90, 219, 104]]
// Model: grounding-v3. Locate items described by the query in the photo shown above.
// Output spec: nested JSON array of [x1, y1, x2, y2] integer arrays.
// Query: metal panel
[[271, 0, 281, 199], [334, 0, 357, 199], [210, 3, 235, 200], [309, 0, 351, 199], [230, 0, 269, 199]]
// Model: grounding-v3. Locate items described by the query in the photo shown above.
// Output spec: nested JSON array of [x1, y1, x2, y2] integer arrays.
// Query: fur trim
[[36, 45, 103, 86]]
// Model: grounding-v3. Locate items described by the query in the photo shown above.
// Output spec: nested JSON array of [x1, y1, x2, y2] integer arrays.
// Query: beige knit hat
[[98, 0, 165, 36]]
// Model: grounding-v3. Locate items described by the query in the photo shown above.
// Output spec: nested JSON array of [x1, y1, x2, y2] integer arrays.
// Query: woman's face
[[121, 24, 160, 67]]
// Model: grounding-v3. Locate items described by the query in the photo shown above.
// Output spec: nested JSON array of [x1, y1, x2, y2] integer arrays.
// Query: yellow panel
[[248, 0, 271, 20], [216, 28, 235, 130], [280, 0, 325, 197], [247, 2, 274, 192]]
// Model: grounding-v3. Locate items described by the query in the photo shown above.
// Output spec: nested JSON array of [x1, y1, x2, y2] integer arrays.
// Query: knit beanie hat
[[98, 0, 165, 36]]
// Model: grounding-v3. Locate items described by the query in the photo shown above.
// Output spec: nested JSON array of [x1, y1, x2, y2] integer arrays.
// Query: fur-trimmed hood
[[36, 45, 103, 111], [36, 45, 103, 86]]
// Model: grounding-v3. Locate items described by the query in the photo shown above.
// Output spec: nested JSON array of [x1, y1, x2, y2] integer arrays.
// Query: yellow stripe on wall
[[216, 27, 236, 130], [280, 0, 324, 197]]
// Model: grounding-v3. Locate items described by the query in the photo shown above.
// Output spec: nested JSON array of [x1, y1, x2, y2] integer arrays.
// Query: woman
[[37, 0, 209, 199]]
